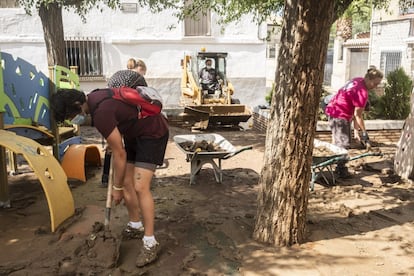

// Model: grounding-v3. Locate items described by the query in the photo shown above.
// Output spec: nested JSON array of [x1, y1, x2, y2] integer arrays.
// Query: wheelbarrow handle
[[311, 155, 347, 169], [348, 151, 383, 161], [222, 146, 253, 160]]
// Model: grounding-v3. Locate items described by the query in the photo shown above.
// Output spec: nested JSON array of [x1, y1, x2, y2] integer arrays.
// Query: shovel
[[104, 157, 114, 230], [77, 157, 120, 269]]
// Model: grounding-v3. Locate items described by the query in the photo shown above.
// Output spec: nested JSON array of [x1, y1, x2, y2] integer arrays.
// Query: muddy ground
[[0, 125, 413, 275]]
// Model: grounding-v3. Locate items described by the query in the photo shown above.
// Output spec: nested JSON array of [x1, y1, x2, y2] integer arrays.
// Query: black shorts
[[124, 132, 169, 170]]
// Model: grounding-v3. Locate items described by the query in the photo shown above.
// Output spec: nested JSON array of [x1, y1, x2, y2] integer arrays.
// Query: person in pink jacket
[[325, 66, 383, 177]]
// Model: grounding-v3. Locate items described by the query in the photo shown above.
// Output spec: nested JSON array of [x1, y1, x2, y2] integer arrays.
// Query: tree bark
[[253, 0, 337, 246], [38, 2, 66, 66]]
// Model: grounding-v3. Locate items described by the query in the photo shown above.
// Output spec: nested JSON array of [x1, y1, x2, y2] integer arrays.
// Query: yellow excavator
[[179, 51, 252, 129]]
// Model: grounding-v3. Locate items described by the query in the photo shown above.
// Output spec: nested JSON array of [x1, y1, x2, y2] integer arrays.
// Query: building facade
[[0, 2, 268, 108], [331, 0, 414, 91]]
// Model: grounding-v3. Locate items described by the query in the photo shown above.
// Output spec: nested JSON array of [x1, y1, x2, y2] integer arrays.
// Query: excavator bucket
[[181, 104, 252, 129], [0, 130, 74, 232], [61, 144, 102, 182]]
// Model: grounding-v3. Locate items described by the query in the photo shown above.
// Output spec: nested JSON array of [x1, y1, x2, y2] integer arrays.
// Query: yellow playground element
[[0, 130, 74, 232]]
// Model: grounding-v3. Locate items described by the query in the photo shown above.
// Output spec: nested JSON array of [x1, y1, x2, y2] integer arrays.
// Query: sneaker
[[135, 242, 160, 267], [122, 225, 144, 240]]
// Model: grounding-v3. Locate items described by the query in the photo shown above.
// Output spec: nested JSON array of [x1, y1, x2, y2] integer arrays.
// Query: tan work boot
[[135, 242, 160, 267]]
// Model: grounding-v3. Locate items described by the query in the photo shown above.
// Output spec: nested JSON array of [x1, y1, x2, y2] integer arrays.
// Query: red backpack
[[112, 86, 163, 118], [92, 86, 163, 119]]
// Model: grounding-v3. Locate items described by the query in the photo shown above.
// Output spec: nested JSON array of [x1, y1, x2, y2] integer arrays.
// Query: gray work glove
[[361, 131, 369, 142], [361, 131, 372, 150]]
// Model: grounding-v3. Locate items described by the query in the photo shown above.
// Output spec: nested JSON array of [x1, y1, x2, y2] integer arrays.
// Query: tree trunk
[[38, 2, 66, 66], [253, 0, 337, 246]]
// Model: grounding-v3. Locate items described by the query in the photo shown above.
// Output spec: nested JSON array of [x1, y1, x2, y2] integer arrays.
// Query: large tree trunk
[[253, 0, 337, 246], [39, 2, 66, 66]]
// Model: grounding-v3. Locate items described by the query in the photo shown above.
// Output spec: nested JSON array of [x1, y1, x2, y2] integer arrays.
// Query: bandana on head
[[107, 70, 147, 88]]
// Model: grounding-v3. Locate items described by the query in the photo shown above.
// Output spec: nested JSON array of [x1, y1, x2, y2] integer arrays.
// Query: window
[[65, 37, 103, 79], [0, 0, 19, 8], [266, 24, 279, 59], [400, 0, 414, 15], [184, 1, 211, 36], [267, 45, 276, 59], [380, 51, 402, 76]]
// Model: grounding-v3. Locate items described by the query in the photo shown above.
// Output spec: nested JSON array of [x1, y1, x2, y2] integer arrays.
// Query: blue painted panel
[[1, 52, 50, 129]]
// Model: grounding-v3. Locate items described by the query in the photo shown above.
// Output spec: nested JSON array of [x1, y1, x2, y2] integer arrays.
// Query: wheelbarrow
[[310, 139, 382, 191], [174, 133, 252, 185]]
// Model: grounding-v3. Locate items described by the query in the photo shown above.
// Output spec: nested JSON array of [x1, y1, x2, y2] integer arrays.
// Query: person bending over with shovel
[[51, 87, 168, 267], [324, 66, 383, 178], [104, 67, 152, 242]]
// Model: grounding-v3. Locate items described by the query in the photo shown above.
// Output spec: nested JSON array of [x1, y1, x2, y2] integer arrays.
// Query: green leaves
[[380, 68, 412, 119]]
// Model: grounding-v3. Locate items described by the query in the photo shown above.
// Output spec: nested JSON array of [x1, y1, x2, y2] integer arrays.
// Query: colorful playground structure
[[0, 51, 101, 232]]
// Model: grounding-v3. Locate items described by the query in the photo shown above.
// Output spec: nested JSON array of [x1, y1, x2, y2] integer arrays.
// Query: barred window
[[184, 1, 211, 36], [65, 37, 103, 79], [0, 0, 19, 8], [380, 51, 402, 76]]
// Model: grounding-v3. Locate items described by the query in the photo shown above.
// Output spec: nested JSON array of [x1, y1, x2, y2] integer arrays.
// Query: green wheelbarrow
[[310, 139, 382, 191]]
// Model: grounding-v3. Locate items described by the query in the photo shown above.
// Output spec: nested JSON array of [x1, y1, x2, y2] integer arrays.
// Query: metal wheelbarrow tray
[[174, 133, 252, 185], [311, 139, 382, 191]]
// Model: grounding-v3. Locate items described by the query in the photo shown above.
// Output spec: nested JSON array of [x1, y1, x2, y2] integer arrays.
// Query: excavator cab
[[197, 53, 226, 95], [180, 51, 251, 129]]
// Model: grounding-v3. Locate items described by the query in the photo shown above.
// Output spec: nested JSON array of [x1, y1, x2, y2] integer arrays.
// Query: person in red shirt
[[51, 87, 168, 267], [325, 66, 383, 177]]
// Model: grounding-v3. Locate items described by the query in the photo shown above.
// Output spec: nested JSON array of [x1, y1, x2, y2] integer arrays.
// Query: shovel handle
[[104, 157, 114, 229]]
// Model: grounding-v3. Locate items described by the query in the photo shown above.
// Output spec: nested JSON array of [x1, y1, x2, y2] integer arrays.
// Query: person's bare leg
[[134, 166, 160, 267], [123, 163, 141, 222], [134, 167, 155, 236]]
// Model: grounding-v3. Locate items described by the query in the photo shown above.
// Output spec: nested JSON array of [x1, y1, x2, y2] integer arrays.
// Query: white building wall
[[0, 5, 267, 108], [331, 37, 350, 91], [370, 19, 411, 77]]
